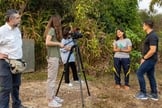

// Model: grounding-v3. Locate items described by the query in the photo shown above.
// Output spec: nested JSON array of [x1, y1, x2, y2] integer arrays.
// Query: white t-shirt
[[0, 23, 22, 59]]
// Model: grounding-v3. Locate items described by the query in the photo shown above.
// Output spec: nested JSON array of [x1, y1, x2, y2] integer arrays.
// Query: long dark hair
[[44, 15, 62, 41], [62, 26, 71, 39], [115, 28, 126, 41]]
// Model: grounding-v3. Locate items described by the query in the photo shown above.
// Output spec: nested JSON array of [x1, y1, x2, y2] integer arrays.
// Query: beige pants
[[46, 57, 59, 100]]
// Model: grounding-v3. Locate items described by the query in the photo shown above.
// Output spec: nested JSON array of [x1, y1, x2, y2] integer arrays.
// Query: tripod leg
[[77, 73, 85, 108], [55, 70, 65, 96], [77, 47, 91, 96], [55, 45, 74, 96], [75, 47, 85, 108], [82, 70, 91, 96]]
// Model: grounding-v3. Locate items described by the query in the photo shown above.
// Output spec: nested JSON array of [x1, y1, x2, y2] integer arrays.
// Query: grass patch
[[22, 71, 47, 81], [21, 68, 97, 82]]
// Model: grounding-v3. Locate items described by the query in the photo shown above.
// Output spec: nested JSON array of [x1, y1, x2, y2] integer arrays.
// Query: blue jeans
[[11, 74, 22, 108], [0, 60, 22, 108], [114, 58, 130, 86], [136, 59, 157, 94]]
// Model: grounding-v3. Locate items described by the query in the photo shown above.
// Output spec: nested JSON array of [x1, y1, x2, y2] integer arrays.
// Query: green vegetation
[[0, 0, 161, 76]]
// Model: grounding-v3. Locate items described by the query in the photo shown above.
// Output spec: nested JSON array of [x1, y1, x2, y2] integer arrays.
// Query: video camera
[[69, 27, 83, 39], [70, 31, 83, 39]]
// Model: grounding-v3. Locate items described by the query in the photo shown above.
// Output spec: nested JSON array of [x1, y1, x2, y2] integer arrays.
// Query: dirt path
[[19, 71, 162, 108], [20, 81, 95, 108]]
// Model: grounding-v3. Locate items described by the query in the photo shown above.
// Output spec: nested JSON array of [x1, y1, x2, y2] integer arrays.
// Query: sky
[[138, 0, 162, 13]]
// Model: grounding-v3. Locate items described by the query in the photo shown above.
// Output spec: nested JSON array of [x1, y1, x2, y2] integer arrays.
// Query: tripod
[[56, 39, 91, 108]]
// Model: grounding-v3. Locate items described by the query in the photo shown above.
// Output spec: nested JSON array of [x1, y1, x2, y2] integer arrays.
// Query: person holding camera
[[60, 26, 79, 87], [44, 15, 64, 107], [113, 28, 132, 90]]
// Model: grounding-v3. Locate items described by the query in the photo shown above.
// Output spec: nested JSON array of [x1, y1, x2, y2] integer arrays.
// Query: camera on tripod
[[69, 27, 83, 39], [56, 26, 90, 107]]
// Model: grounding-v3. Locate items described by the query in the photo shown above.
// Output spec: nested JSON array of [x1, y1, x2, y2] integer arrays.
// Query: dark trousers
[[64, 62, 79, 83], [114, 58, 130, 86], [11, 74, 21, 108], [0, 60, 21, 108], [136, 59, 157, 94]]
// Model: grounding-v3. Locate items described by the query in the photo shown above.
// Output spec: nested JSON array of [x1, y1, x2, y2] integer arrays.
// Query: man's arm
[[141, 45, 156, 64], [143, 45, 156, 60]]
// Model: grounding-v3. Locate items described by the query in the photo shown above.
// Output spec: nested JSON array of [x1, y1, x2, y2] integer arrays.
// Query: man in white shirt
[[0, 9, 26, 108]]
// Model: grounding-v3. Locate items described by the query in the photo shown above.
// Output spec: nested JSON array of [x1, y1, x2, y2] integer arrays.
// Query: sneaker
[[74, 80, 84, 84], [54, 96, 64, 103], [148, 93, 159, 101], [135, 92, 148, 100], [68, 83, 73, 87], [65, 83, 73, 87], [48, 99, 62, 107]]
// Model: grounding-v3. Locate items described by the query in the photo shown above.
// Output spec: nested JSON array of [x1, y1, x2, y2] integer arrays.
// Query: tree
[[0, 0, 145, 73], [149, 0, 162, 12]]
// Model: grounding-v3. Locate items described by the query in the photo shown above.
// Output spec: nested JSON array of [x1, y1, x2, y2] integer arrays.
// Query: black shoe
[[148, 93, 159, 101]]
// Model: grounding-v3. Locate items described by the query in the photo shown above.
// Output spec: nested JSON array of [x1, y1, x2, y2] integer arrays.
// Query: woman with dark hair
[[60, 26, 79, 87], [44, 15, 64, 107], [113, 28, 132, 90]]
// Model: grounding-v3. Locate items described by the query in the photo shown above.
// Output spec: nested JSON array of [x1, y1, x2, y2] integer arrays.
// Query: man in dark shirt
[[135, 20, 159, 101]]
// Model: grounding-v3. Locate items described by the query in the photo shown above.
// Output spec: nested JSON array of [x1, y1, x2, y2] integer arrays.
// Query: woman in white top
[[60, 26, 79, 86]]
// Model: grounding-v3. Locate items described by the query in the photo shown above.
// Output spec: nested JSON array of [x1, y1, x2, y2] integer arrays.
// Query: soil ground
[[13, 65, 162, 108]]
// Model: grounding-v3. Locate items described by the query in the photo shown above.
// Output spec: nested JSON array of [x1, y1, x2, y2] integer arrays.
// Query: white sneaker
[[65, 83, 73, 87], [68, 83, 73, 87], [54, 96, 64, 103], [48, 99, 62, 107], [74, 80, 84, 84]]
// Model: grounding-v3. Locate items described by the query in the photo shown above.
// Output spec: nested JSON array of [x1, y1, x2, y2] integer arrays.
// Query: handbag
[[9, 59, 27, 74]]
